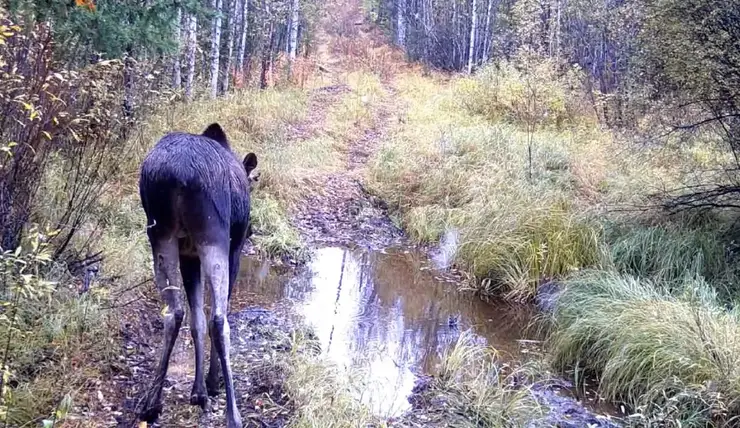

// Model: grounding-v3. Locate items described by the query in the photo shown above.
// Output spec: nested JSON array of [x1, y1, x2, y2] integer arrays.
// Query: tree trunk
[[185, 13, 197, 101], [210, 0, 223, 98], [173, 7, 182, 89], [452, 0, 458, 67], [396, 0, 406, 47], [224, 0, 236, 93], [467, 0, 478, 73], [482, 0, 493, 62], [237, 0, 249, 79], [123, 53, 134, 116], [288, 0, 300, 63], [261, 20, 275, 89]]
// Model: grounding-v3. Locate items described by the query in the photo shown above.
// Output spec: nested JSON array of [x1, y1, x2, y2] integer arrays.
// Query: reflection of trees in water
[[239, 247, 537, 383], [234, 255, 317, 305], [354, 248, 536, 370], [326, 250, 348, 354]]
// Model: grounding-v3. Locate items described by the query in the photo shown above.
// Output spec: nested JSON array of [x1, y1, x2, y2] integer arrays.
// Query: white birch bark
[[237, 0, 248, 77], [173, 7, 182, 89], [467, 0, 478, 73], [396, 0, 406, 47], [210, 0, 223, 98], [288, 0, 300, 62], [224, 0, 236, 92], [185, 13, 197, 101]]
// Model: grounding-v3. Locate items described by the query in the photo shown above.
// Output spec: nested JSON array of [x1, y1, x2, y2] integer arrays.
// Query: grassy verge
[[364, 61, 740, 426], [549, 270, 740, 426], [0, 229, 117, 426], [366, 65, 724, 301]]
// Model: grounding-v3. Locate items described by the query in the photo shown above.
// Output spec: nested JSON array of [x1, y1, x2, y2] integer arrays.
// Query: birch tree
[[173, 6, 182, 89], [467, 0, 478, 73], [210, 0, 224, 98], [396, 0, 406, 47], [481, 0, 494, 62], [237, 0, 249, 79], [185, 12, 198, 100], [288, 0, 300, 62], [224, 0, 237, 92]]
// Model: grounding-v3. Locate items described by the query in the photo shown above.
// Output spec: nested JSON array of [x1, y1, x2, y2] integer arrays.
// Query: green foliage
[[0, 10, 174, 255], [549, 270, 740, 426], [604, 222, 736, 290], [0, 226, 112, 426], [7, 0, 187, 60], [639, 0, 740, 103], [458, 54, 591, 130]]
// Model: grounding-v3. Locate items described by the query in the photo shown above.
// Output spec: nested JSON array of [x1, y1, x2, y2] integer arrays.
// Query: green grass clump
[[250, 193, 307, 260], [604, 221, 736, 290], [399, 331, 547, 427], [283, 332, 380, 427], [549, 270, 740, 426]]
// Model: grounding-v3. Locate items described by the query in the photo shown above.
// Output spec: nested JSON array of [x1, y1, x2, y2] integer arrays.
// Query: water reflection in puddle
[[235, 246, 536, 416]]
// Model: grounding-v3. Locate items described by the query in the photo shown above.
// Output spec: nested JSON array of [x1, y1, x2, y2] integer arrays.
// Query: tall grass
[[402, 331, 547, 427], [367, 73, 619, 300], [366, 65, 724, 302], [603, 221, 737, 290], [282, 332, 380, 427], [549, 270, 740, 426]]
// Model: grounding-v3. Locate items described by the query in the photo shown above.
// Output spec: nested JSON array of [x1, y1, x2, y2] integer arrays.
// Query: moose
[[137, 123, 258, 428]]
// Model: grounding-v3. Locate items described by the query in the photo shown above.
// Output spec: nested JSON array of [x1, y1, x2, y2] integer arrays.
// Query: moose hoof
[[139, 403, 163, 424], [190, 393, 209, 410]]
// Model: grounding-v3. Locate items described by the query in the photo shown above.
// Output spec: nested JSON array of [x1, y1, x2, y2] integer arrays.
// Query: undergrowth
[[394, 331, 547, 427], [0, 228, 115, 426], [367, 65, 725, 302], [549, 270, 740, 427]]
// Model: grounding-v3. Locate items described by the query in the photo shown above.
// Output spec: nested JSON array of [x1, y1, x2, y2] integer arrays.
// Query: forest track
[[111, 2, 406, 427]]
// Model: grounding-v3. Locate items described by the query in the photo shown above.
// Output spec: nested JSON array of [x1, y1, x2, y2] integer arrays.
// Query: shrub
[[0, 10, 173, 262], [0, 226, 113, 426], [456, 52, 592, 129]]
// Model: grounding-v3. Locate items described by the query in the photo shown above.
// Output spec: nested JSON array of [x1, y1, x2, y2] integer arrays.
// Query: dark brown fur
[[138, 123, 257, 428]]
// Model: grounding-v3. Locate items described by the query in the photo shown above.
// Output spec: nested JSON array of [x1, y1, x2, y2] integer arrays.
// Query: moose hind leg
[[206, 336, 221, 396], [181, 253, 209, 410], [140, 237, 184, 423], [201, 245, 243, 428]]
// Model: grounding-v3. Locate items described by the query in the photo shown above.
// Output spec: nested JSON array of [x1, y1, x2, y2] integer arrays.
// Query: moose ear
[[202, 123, 229, 148], [243, 152, 258, 175]]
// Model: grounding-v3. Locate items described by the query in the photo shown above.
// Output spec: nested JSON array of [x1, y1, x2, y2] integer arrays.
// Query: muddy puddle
[[234, 245, 619, 423]]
